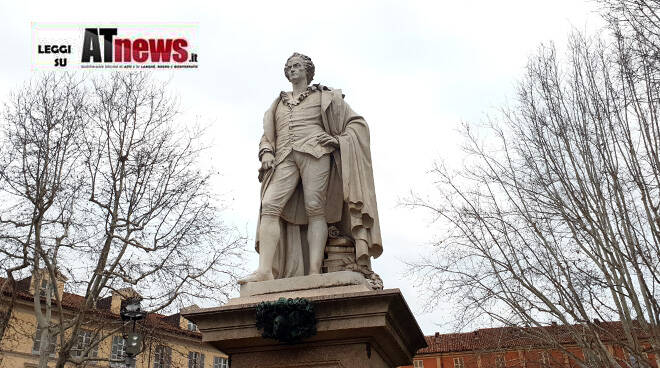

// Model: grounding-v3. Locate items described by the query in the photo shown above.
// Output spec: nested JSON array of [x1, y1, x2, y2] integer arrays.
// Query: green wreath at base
[[255, 297, 317, 344]]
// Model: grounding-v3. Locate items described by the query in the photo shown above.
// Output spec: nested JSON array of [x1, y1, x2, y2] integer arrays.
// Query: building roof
[[1, 276, 201, 339], [419, 322, 642, 355]]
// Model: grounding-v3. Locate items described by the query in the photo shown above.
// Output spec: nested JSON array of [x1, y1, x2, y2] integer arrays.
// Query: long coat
[[256, 86, 383, 278]]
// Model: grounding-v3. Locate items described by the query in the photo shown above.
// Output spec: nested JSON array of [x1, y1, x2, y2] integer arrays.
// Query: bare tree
[[0, 72, 86, 367], [0, 72, 244, 368], [599, 0, 660, 54], [405, 3, 660, 368]]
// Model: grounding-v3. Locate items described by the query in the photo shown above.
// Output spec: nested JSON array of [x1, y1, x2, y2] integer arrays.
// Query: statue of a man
[[239, 52, 382, 284]]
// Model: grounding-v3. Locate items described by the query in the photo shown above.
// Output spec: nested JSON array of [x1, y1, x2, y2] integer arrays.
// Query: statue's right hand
[[261, 152, 275, 171]]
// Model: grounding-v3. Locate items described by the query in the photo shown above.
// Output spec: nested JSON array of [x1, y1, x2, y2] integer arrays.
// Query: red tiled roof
[[61, 292, 86, 308], [418, 322, 643, 354]]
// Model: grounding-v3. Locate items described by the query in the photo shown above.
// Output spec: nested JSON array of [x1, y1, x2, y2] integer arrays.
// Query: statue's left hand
[[318, 134, 339, 149]]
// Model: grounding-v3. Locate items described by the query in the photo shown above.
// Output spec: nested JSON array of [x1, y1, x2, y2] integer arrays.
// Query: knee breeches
[[261, 151, 330, 218]]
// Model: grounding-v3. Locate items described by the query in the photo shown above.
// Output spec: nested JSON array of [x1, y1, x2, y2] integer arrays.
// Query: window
[[188, 351, 205, 368], [213, 356, 229, 368], [32, 327, 56, 356], [39, 279, 52, 298], [495, 354, 505, 368], [629, 354, 641, 368], [71, 329, 98, 358], [110, 335, 135, 367], [541, 351, 549, 367], [187, 320, 198, 331], [154, 345, 172, 368], [453, 357, 464, 368], [413, 360, 424, 368]]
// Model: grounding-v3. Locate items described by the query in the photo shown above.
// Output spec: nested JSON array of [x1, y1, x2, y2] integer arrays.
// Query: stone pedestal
[[183, 273, 426, 368]]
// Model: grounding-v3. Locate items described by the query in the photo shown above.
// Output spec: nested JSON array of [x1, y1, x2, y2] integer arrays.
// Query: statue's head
[[284, 52, 315, 85]]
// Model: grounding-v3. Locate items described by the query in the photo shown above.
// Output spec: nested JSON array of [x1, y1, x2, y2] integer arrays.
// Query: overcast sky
[[0, 0, 603, 334]]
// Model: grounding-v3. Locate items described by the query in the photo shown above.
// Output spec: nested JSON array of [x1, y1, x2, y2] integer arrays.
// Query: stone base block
[[227, 340, 389, 367], [232, 271, 373, 305], [183, 289, 426, 368]]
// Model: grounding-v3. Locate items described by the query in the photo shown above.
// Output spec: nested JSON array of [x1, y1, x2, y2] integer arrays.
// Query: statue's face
[[285, 57, 307, 84]]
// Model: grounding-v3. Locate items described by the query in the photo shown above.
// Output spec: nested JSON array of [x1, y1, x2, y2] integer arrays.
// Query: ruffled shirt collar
[[280, 86, 315, 108]]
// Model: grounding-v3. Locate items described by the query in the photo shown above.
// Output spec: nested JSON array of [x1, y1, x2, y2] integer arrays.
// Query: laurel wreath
[[255, 297, 317, 344]]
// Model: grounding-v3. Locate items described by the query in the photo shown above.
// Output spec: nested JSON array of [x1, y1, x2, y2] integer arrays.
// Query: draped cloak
[[256, 86, 383, 279]]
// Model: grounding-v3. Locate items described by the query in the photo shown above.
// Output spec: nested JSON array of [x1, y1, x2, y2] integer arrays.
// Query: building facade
[[401, 324, 658, 368], [0, 273, 228, 368]]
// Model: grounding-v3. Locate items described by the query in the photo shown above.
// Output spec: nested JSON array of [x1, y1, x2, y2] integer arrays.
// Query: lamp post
[[120, 298, 147, 367]]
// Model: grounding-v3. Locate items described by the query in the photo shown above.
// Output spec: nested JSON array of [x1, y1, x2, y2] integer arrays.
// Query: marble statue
[[239, 52, 382, 284]]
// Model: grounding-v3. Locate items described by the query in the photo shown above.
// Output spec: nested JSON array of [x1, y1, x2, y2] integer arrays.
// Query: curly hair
[[284, 52, 315, 85]]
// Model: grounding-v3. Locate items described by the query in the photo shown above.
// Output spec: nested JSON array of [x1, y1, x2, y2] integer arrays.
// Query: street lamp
[[120, 298, 147, 367]]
